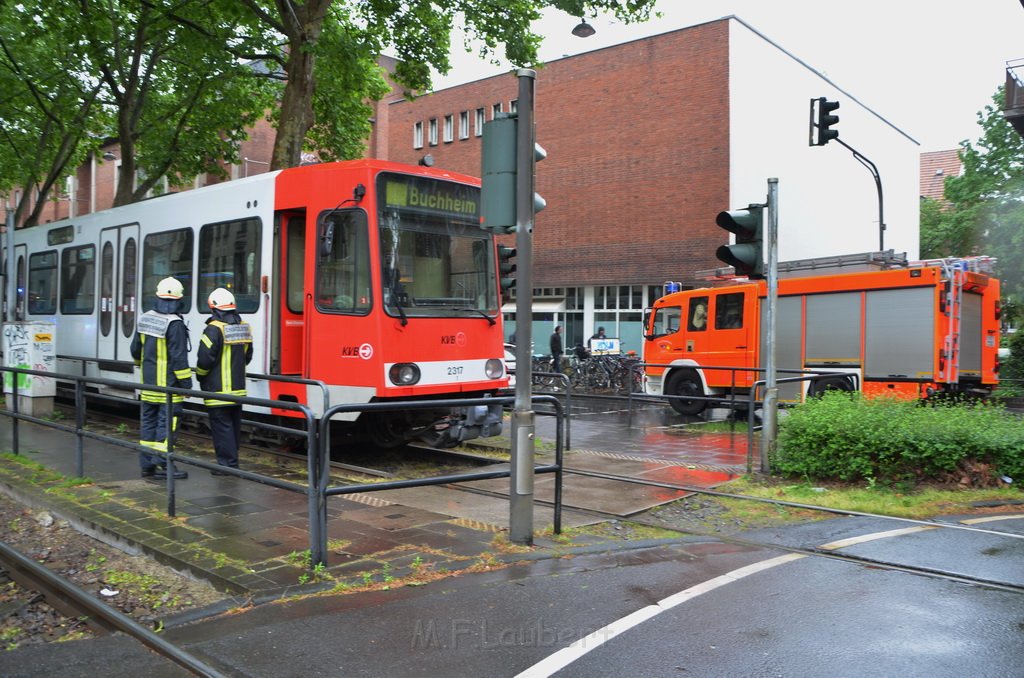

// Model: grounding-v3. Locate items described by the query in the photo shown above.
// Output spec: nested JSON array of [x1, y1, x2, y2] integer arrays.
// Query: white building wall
[[728, 19, 919, 261]]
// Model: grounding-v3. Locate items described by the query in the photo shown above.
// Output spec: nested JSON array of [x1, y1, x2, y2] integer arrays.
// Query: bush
[[773, 391, 1024, 485]]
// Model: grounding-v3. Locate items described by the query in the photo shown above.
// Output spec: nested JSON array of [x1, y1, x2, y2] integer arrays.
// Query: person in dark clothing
[[549, 326, 563, 373], [195, 288, 253, 474], [130, 277, 191, 480]]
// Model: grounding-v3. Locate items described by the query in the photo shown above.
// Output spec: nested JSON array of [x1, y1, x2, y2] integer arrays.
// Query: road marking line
[[960, 513, 1024, 525], [514, 553, 805, 678], [818, 525, 938, 550]]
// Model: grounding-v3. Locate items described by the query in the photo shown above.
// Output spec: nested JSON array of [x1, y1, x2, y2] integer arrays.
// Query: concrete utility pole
[[760, 178, 779, 473], [509, 69, 538, 545]]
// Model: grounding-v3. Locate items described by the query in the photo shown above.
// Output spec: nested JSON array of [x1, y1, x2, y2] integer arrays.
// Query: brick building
[[383, 16, 921, 349]]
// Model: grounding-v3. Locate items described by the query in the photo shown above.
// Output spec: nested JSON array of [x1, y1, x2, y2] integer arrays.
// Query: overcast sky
[[431, 0, 1024, 152]]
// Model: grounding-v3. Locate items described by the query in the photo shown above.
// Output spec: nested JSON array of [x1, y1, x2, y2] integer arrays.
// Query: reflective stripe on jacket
[[196, 318, 253, 406], [130, 310, 191, 403]]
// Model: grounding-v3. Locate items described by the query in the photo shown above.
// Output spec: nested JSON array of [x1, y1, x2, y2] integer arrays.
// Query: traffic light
[[497, 245, 517, 301], [810, 97, 840, 146], [480, 113, 546, 233], [715, 204, 764, 278]]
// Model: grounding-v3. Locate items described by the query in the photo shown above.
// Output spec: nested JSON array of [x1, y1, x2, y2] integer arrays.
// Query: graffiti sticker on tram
[[340, 344, 374, 360]]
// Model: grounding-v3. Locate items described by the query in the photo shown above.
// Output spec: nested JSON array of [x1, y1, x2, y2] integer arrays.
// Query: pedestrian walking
[[130, 277, 191, 479], [195, 288, 253, 474], [550, 325, 563, 373]]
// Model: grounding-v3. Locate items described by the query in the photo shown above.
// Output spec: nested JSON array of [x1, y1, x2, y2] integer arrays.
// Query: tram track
[[45, 399, 1024, 596], [0, 539, 226, 677]]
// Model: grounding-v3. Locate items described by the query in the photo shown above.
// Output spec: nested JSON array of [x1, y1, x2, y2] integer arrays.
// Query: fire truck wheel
[[666, 370, 706, 416], [809, 376, 855, 398]]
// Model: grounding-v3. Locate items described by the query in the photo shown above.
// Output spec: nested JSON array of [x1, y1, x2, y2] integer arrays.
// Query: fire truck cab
[[643, 252, 1001, 415]]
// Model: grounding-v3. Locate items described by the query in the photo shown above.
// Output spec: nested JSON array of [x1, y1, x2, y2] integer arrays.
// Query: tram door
[[272, 211, 305, 375], [97, 224, 139, 362]]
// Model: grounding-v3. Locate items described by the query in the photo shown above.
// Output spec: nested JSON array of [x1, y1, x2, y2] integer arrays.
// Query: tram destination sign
[[381, 173, 479, 220]]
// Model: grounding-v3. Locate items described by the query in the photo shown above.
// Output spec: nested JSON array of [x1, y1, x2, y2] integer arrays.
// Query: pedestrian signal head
[[208, 287, 236, 310], [156, 277, 184, 299]]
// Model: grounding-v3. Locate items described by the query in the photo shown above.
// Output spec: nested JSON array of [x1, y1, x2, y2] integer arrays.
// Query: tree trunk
[[270, 0, 331, 171]]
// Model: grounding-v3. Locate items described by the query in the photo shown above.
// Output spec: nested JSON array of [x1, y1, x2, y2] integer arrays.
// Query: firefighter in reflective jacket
[[195, 288, 253, 473], [130, 277, 192, 480]]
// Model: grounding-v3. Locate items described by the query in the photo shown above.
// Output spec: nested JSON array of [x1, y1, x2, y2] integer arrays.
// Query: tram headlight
[[389, 363, 421, 386], [485, 358, 505, 379]]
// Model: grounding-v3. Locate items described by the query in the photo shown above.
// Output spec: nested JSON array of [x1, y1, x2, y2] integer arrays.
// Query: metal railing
[[0, 365, 565, 569], [625, 362, 861, 472]]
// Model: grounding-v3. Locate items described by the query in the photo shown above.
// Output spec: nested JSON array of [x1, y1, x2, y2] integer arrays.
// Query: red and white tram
[[4, 159, 509, 446]]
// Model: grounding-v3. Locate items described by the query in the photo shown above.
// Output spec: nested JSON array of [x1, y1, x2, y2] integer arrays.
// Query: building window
[[413, 121, 423, 149], [459, 111, 469, 140], [428, 118, 438, 146], [510, 99, 518, 114], [492, 103, 502, 118], [443, 114, 454, 143], [474, 108, 485, 136]]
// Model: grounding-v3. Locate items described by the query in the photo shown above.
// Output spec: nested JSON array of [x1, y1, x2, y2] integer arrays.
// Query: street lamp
[[571, 18, 595, 38]]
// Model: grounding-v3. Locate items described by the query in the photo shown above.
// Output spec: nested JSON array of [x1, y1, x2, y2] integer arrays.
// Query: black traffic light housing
[[810, 97, 840, 146], [715, 204, 764, 279], [497, 245, 517, 301]]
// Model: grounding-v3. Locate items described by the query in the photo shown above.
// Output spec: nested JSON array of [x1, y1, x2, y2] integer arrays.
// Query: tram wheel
[[666, 370, 706, 416], [365, 413, 412, 448]]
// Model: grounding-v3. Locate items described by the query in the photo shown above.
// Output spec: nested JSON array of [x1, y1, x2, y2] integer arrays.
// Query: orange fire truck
[[643, 252, 1001, 415]]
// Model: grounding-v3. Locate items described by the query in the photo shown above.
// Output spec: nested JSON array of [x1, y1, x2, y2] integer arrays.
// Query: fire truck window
[[715, 292, 744, 329], [688, 297, 708, 332], [652, 305, 681, 337]]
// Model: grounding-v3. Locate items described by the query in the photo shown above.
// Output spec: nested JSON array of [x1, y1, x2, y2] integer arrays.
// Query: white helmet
[[156, 277, 184, 299], [208, 287, 236, 310]]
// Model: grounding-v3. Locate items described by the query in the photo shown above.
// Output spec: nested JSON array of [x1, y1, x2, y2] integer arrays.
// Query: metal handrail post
[[164, 390, 177, 517], [311, 414, 327, 568], [74, 379, 85, 477], [11, 367, 19, 455]]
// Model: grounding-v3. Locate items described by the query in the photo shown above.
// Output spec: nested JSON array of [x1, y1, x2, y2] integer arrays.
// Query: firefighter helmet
[[208, 287, 236, 310], [156, 277, 184, 299]]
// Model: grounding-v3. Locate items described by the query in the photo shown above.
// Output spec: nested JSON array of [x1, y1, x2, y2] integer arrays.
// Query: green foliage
[[774, 392, 1024, 483], [920, 85, 1024, 308]]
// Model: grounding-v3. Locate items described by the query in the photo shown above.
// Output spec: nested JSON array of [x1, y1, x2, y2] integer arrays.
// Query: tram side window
[[60, 245, 96, 315], [199, 217, 261, 314], [687, 296, 709, 332], [142, 229, 194, 313], [28, 251, 58, 315], [715, 292, 744, 330], [316, 209, 370, 314]]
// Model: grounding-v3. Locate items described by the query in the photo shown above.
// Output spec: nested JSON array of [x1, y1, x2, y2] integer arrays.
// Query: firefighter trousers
[[208, 405, 242, 468], [139, 401, 183, 470]]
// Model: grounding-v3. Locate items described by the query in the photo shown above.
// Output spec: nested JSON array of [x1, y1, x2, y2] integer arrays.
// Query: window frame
[[198, 217, 262, 314], [28, 250, 58, 315], [59, 244, 97, 315]]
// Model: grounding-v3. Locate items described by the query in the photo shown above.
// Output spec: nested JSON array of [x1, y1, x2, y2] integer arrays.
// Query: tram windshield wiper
[[444, 307, 496, 326], [388, 294, 408, 326]]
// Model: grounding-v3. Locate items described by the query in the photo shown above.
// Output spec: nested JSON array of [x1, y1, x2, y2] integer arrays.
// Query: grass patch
[[721, 475, 1022, 520]]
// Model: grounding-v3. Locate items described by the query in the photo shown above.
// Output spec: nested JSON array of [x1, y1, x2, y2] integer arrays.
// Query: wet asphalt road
[[3, 512, 1022, 677], [2, 401, 1023, 677]]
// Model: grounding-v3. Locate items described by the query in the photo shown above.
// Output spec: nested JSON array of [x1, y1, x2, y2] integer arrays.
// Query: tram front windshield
[[377, 173, 498, 319]]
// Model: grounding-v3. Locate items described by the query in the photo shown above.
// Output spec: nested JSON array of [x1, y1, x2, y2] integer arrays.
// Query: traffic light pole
[[509, 69, 537, 545], [836, 138, 885, 251], [760, 178, 779, 473]]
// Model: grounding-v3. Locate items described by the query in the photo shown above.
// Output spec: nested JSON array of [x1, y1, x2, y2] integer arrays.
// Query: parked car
[[504, 343, 516, 387]]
